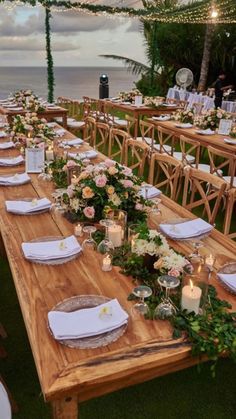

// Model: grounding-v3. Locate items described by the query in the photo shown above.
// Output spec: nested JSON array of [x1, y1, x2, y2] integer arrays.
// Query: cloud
[[0, 36, 79, 51]]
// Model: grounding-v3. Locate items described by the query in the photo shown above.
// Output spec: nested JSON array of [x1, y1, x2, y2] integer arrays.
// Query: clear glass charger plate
[[48, 295, 128, 349], [25, 236, 81, 265], [159, 217, 211, 241], [6, 198, 51, 215], [217, 262, 236, 295]]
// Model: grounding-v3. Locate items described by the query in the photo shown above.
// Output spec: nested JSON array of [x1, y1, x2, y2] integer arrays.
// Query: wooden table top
[[148, 118, 236, 154], [102, 100, 179, 116], [0, 127, 235, 405], [0, 106, 68, 117]]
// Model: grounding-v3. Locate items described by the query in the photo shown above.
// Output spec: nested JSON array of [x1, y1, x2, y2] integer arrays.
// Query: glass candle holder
[[181, 262, 210, 315], [128, 224, 139, 252], [107, 209, 127, 247]]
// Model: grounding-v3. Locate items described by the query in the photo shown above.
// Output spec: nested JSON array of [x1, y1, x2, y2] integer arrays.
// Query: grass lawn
[[1, 257, 236, 419]]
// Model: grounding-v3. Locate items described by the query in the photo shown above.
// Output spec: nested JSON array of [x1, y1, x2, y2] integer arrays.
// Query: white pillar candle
[[46, 147, 54, 161], [102, 255, 112, 272], [108, 224, 122, 247], [181, 280, 202, 314], [74, 223, 83, 237]]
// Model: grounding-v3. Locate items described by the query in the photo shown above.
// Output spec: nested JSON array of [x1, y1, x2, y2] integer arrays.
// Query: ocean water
[[0, 67, 138, 100]]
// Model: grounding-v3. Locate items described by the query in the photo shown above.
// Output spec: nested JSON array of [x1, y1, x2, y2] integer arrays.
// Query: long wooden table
[[148, 118, 236, 155], [0, 106, 68, 128], [103, 100, 179, 137], [0, 127, 235, 418]]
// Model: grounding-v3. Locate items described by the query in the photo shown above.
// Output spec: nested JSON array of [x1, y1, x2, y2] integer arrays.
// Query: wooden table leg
[[62, 113, 67, 129], [52, 395, 78, 419]]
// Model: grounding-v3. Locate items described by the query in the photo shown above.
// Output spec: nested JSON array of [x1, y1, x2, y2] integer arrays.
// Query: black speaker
[[99, 74, 109, 99]]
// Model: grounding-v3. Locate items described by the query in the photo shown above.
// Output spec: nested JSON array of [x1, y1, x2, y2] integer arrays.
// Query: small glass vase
[[181, 262, 210, 315]]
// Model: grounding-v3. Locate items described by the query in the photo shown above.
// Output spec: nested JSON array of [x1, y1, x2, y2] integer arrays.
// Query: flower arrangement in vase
[[173, 108, 194, 124], [195, 108, 231, 130], [9, 113, 55, 146]]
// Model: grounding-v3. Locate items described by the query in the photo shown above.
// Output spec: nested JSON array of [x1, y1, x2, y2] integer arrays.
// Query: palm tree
[[197, 24, 215, 92], [100, 1, 178, 95]]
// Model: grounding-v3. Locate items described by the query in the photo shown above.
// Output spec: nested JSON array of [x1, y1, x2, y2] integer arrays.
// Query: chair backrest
[[125, 114, 138, 138], [192, 102, 203, 115], [122, 138, 149, 176], [182, 166, 227, 225], [108, 128, 130, 163], [156, 125, 175, 156], [57, 97, 81, 119], [0, 381, 12, 419], [94, 121, 110, 152], [208, 146, 236, 189], [139, 120, 155, 150], [148, 152, 182, 200], [84, 116, 96, 146], [180, 135, 200, 168]]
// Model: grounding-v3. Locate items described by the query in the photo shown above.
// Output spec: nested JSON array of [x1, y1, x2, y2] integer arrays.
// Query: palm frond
[[99, 54, 150, 76]]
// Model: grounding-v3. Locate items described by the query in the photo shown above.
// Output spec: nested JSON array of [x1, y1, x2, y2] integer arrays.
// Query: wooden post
[[52, 396, 78, 419]]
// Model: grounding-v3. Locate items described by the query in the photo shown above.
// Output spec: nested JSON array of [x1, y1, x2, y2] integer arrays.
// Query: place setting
[[0, 172, 30, 186], [5, 197, 52, 215], [0, 155, 24, 167]]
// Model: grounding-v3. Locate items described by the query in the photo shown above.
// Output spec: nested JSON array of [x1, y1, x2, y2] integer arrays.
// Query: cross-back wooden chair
[[148, 152, 182, 200], [104, 104, 128, 129], [138, 119, 156, 151], [156, 125, 175, 156], [182, 167, 227, 225], [57, 97, 85, 134], [94, 121, 110, 153], [192, 102, 203, 115], [208, 146, 236, 237], [84, 116, 96, 146], [173, 135, 200, 167], [125, 114, 138, 139], [122, 138, 149, 177], [108, 128, 130, 163]]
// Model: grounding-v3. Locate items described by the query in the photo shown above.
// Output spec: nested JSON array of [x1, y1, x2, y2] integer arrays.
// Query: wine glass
[[82, 225, 97, 251], [97, 219, 115, 255], [188, 237, 204, 262], [132, 285, 152, 315], [154, 275, 180, 320]]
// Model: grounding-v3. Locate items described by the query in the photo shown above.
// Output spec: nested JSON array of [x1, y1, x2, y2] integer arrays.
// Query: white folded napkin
[[22, 235, 82, 261], [48, 298, 128, 340], [54, 128, 66, 137], [224, 138, 236, 145], [8, 107, 23, 111], [47, 122, 57, 128], [0, 141, 15, 149], [0, 131, 7, 138], [0, 172, 30, 185], [175, 123, 193, 128], [139, 185, 161, 199], [68, 150, 98, 160], [62, 138, 83, 146], [152, 115, 171, 121], [6, 198, 51, 214], [217, 273, 236, 292], [0, 155, 24, 166], [159, 218, 213, 239], [196, 129, 215, 135]]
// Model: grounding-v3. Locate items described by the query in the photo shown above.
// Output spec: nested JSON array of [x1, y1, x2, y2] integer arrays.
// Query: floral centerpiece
[[61, 159, 154, 223], [144, 96, 164, 108], [118, 88, 142, 103], [173, 108, 194, 124], [13, 90, 45, 112], [9, 113, 55, 146], [194, 108, 231, 130], [230, 126, 236, 139], [44, 157, 82, 188]]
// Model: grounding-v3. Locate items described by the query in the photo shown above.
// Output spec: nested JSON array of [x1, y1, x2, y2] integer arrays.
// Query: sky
[[0, 2, 147, 67]]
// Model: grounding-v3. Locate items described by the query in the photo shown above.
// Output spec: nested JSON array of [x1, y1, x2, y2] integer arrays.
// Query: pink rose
[[83, 206, 95, 219], [95, 174, 107, 188], [37, 142, 45, 149], [122, 179, 133, 188], [168, 268, 180, 278], [122, 167, 132, 176], [66, 185, 75, 198], [135, 203, 143, 211], [67, 160, 77, 168], [104, 159, 115, 168]]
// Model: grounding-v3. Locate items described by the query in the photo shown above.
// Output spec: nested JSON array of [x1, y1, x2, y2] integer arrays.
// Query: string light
[[0, 0, 235, 23]]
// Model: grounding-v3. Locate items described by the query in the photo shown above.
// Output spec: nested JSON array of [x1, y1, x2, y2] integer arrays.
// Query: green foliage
[[45, 5, 55, 103]]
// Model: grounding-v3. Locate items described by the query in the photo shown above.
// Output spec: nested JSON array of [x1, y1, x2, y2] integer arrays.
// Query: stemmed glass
[[82, 225, 97, 251], [97, 219, 115, 255], [132, 285, 152, 315], [154, 275, 180, 320], [188, 237, 204, 262]]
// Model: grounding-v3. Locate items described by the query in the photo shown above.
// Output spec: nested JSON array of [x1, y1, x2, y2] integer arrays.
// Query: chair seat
[[193, 163, 211, 173], [54, 117, 75, 123], [223, 176, 236, 188], [114, 119, 128, 127], [173, 151, 195, 163], [68, 121, 85, 128]]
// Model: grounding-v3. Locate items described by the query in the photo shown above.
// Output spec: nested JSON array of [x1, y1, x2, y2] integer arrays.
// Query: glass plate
[[25, 236, 81, 265], [48, 295, 128, 349], [217, 262, 236, 295], [6, 198, 51, 215]]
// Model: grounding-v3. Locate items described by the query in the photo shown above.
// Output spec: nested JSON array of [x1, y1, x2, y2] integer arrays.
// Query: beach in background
[[0, 67, 138, 100]]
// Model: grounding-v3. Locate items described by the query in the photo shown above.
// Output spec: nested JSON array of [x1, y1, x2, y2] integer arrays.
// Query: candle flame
[[190, 279, 194, 291]]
